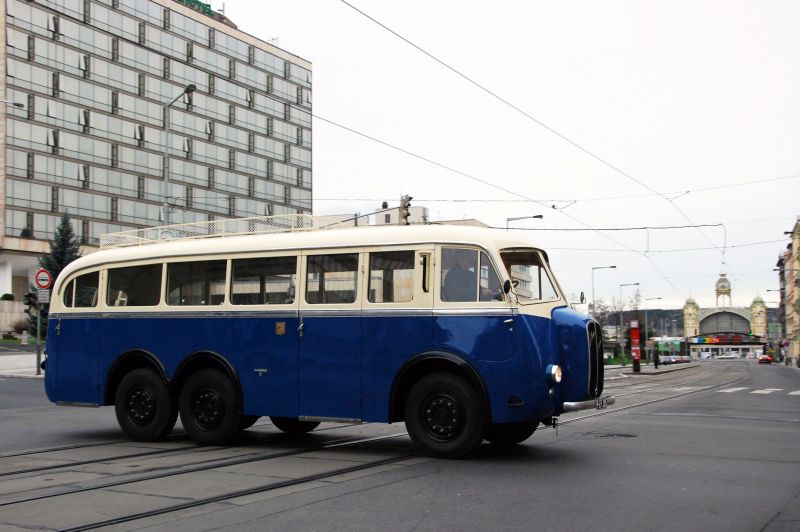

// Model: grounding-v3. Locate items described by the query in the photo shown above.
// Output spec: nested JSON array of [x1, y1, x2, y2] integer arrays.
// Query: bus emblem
[[276, 322, 286, 336]]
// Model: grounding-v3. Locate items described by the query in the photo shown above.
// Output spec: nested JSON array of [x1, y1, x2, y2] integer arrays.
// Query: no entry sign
[[35, 268, 52, 289]]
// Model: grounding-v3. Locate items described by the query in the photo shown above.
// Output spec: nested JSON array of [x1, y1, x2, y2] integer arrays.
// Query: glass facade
[[4, 0, 312, 245]]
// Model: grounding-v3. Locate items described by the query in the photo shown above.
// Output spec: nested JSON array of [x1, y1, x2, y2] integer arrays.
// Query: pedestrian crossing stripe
[[717, 387, 748, 393], [751, 389, 783, 394], [789, 391, 800, 396]]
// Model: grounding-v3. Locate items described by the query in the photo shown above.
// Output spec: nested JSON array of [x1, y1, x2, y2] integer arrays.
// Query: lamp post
[[644, 297, 661, 362], [618, 282, 640, 365], [591, 265, 616, 317], [506, 214, 543, 230], [161, 84, 196, 226]]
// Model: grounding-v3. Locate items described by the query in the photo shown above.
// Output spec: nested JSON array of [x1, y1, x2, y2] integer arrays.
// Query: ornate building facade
[[683, 274, 767, 358]]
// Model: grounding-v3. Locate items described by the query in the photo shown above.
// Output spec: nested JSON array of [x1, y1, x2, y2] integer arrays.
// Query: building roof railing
[[99, 214, 354, 248]]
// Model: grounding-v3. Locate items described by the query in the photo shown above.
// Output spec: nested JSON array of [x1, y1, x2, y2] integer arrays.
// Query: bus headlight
[[547, 364, 562, 384]]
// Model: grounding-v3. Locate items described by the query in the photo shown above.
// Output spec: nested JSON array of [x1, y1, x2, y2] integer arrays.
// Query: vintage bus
[[44, 216, 611, 458]]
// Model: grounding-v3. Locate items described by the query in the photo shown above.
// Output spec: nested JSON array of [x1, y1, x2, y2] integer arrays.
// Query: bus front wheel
[[179, 369, 241, 445], [114, 368, 178, 442], [404, 373, 486, 458], [270, 417, 320, 435]]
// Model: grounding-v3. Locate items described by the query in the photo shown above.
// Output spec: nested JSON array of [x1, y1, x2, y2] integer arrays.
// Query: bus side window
[[74, 271, 99, 307], [306, 253, 358, 304], [167, 260, 227, 306], [368, 250, 414, 303], [63, 280, 75, 307], [107, 264, 162, 307], [231, 256, 297, 305], [479, 252, 504, 302]]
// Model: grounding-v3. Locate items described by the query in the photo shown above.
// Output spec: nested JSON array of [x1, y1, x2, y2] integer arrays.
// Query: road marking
[[751, 389, 783, 394], [788, 390, 800, 396], [717, 387, 748, 393]]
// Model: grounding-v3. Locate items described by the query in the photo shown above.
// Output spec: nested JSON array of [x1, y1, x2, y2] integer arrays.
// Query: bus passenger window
[[167, 260, 227, 306], [74, 271, 99, 307], [231, 256, 297, 305], [441, 248, 478, 302], [368, 251, 414, 303], [107, 265, 161, 307], [306, 253, 358, 304], [63, 280, 75, 307]]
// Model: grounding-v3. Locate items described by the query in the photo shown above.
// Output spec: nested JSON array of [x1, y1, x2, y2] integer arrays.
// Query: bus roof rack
[[99, 214, 357, 248]]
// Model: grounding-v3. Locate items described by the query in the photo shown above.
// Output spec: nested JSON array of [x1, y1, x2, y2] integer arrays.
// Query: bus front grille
[[587, 321, 604, 398]]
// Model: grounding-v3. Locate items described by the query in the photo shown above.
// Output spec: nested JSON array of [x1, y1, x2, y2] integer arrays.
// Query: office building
[[1, 0, 312, 301]]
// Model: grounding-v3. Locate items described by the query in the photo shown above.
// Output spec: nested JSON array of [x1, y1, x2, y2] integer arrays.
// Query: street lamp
[[506, 214, 543, 230], [161, 84, 196, 226], [644, 297, 661, 362], [590, 265, 616, 317], [618, 282, 640, 365]]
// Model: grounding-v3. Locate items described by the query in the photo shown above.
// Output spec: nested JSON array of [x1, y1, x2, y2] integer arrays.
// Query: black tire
[[179, 369, 242, 445], [270, 416, 320, 434], [114, 368, 177, 442], [404, 372, 486, 458], [485, 421, 538, 446], [239, 415, 260, 430]]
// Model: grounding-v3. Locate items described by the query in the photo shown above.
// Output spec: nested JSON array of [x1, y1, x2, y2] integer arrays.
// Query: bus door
[[435, 247, 516, 362], [297, 251, 362, 420], [228, 255, 300, 418]]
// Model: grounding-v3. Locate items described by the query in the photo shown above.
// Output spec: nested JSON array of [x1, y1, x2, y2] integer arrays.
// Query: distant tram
[[44, 216, 611, 458]]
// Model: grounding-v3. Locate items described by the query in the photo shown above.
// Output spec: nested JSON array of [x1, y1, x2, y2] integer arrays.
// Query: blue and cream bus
[[44, 218, 610, 458]]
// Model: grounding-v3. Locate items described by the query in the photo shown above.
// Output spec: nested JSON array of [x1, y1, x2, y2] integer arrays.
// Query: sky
[[218, 0, 799, 310]]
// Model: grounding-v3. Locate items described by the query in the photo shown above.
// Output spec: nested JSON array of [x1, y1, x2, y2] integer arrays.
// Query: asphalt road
[[0, 361, 798, 531]]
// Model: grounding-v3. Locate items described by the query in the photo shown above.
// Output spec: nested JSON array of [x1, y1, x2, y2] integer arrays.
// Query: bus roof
[[57, 224, 546, 287]]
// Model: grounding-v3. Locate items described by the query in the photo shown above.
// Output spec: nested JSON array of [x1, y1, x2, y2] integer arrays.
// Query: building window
[[51, 186, 59, 212]]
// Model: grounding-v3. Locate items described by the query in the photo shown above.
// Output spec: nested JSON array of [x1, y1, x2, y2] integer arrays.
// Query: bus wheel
[[485, 421, 538, 446], [404, 373, 486, 458], [179, 369, 241, 445], [270, 417, 320, 434], [114, 368, 178, 442], [239, 415, 260, 430]]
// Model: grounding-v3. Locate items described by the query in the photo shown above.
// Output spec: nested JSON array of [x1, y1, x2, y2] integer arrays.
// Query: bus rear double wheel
[[404, 372, 486, 459], [179, 369, 242, 445]]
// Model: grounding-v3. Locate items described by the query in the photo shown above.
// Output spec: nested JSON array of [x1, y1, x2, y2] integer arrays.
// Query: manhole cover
[[585, 432, 638, 438]]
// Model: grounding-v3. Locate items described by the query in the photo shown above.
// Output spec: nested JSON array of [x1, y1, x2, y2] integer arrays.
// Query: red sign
[[630, 320, 641, 360], [34, 268, 52, 289]]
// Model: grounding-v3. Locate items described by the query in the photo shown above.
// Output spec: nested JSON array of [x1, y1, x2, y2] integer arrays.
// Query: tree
[[39, 215, 82, 283], [29, 215, 82, 337]]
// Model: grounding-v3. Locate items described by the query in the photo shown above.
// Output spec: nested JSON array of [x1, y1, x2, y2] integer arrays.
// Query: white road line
[[788, 390, 800, 396], [717, 387, 748, 393], [750, 389, 783, 394]]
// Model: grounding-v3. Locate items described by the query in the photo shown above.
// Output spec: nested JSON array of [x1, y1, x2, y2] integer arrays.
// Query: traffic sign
[[34, 268, 52, 289], [37, 289, 50, 304]]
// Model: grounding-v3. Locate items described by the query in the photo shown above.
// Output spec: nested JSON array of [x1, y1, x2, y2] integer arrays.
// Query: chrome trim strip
[[56, 401, 100, 408], [299, 416, 362, 423], [54, 308, 520, 319]]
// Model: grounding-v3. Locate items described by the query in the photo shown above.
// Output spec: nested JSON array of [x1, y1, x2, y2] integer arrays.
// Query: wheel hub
[[191, 389, 225, 430], [423, 395, 463, 441], [126, 386, 156, 427]]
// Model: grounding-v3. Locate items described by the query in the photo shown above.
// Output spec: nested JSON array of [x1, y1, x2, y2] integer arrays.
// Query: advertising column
[[630, 320, 641, 373]]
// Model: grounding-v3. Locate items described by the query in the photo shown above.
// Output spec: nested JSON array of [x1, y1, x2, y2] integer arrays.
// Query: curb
[[0, 372, 43, 379]]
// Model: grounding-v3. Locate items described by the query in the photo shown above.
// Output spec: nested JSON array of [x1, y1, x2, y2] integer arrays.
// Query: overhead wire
[[337, 0, 743, 288]]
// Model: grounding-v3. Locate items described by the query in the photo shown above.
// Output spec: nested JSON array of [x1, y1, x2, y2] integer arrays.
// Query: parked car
[[659, 355, 677, 365], [758, 354, 773, 364], [717, 353, 737, 360]]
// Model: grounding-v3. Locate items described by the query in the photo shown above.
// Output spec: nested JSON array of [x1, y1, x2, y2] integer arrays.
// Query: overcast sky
[[220, 0, 799, 310]]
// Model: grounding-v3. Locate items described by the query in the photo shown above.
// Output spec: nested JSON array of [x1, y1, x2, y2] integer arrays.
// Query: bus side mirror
[[503, 279, 512, 294]]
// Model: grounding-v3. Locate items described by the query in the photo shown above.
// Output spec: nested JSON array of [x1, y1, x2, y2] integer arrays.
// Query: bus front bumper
[[562, 395, 615, 412]]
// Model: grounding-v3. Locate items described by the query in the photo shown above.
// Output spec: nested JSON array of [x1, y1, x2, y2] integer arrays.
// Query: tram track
[[0, 429, 406, 508], [0, 421, 360, 479]]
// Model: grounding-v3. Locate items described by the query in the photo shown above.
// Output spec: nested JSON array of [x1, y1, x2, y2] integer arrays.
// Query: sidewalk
[[0, 351, 44, 378]]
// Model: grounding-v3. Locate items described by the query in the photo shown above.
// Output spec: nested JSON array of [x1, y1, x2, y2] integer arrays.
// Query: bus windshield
[[500, 249, 559, 304]]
